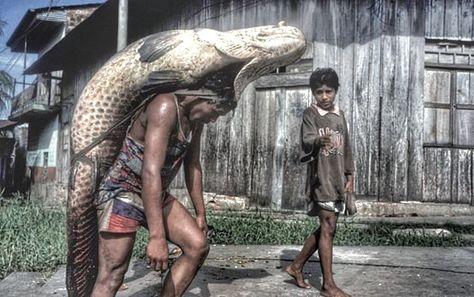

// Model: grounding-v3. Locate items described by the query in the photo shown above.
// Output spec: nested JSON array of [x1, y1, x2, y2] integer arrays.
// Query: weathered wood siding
[[425, 0, 474, 40], [423, 148, 474, 204], [143, 0, 427, 206], [423, 1, 474, 205], [58, 0, 473, 207]]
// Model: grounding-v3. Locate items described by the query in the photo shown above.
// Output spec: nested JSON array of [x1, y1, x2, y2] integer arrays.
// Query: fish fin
[[140, 70, 184, 97], [138, 30, 185, 63]]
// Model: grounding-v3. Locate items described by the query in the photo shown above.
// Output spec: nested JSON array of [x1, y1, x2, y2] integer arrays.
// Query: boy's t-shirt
[[300, 103, 354, 206]]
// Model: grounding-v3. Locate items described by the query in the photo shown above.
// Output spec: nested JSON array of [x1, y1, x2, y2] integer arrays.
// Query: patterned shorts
[[97, 191, 175, 233], [307, 199, 345, 216]]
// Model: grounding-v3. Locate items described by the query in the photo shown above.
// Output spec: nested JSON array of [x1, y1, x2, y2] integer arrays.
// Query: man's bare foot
[[320, 285, 351, 297], [285, 264, 311, 289]]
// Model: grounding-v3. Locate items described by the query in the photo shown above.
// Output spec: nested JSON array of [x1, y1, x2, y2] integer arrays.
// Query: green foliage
[[0, 19, 14, 110], [0, 203, 472, 280], [0, 70, 14, 101], [0, 199, 66, 280]]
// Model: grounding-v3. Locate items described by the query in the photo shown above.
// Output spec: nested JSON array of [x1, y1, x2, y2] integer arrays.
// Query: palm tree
[[0, 18, 14, 120]]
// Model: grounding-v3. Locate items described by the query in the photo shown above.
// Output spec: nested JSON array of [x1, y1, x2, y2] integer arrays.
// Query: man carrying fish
[[91, 90, 235, 297], [67, 23, 306, 297]]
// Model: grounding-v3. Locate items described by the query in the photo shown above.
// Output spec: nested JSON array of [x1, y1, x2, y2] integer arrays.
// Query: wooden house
[[12, 0, 474, 209]]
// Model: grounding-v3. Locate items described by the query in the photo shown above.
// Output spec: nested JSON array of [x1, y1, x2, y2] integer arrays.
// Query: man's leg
[[318, 209, 350, 297], [160, 198, 209, 297], [91, 232, 136, 297], [286, 227, 320, 288]]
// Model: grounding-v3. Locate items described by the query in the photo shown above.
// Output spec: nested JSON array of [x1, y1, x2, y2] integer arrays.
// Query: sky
[[0, 0, 105, 88]]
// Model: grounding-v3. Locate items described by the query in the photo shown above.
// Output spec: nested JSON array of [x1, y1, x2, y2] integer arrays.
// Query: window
[[424, 41, 474, 148]]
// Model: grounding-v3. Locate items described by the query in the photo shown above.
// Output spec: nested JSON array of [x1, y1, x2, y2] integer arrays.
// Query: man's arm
[[183, 124, 208, 235], [141, 94, 177, 272]]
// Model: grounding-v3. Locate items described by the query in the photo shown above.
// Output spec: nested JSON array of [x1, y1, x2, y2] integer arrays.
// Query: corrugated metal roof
[[24, 1, 116, 74], [0, 120, 17, 130], [7, 3, 102, 53]]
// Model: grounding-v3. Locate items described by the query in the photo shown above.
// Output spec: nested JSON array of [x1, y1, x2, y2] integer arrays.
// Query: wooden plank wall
[[423, 148, 474, 204], [425, 0, 474, 40], [423, 0, 474, 205], [164, 0, 319, 208], [72, 0, 470, 207], [377, 0, 425, 202], [159, 0, 428, 207]]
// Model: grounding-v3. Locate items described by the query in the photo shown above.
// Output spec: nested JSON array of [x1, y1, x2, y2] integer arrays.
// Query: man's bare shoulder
[[144, 93, 178, 128], [146, 93, 177, 118]]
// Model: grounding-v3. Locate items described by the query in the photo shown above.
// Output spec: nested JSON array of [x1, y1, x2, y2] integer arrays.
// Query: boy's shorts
[[307, 200, 345, 216], [97, 191, 175, 233]]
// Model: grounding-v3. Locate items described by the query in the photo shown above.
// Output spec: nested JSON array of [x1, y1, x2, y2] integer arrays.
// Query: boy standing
[[286, 68, 353, 297]]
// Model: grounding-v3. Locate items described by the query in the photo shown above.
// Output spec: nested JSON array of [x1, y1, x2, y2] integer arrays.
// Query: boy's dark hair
[[309, 67, 340, 92]]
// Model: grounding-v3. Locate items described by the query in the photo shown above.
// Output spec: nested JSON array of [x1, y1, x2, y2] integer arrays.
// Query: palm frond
[[0, 70, 14, 93]]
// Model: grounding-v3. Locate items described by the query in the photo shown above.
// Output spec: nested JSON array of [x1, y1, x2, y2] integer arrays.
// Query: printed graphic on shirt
[[318, 127, 344, 157]]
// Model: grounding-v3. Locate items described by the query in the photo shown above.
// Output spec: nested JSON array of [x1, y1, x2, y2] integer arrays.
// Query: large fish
[[67, 22, 306, 296]]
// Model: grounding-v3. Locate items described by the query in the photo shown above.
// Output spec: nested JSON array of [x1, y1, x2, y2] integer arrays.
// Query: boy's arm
[[300, 110, 329, 163], [183, 124, 208, 235], [342, 111, 354, 193]]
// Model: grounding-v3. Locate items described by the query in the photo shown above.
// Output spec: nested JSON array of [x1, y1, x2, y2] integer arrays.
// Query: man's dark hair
[[309, 67, 340, 92]]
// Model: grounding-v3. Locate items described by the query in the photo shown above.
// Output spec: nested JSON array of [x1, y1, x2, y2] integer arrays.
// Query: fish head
[[199, 22, 307, 102]]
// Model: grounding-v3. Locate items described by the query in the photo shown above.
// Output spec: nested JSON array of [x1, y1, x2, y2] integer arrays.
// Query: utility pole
[[117, 0, 128, 52]]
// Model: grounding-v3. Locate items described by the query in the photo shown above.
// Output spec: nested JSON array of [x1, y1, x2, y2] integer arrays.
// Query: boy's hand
[[319, 135, 331, 149]]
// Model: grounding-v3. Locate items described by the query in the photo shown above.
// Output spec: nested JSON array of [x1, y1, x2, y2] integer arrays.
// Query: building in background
[[6, 3, 100, 204], [7, 0, 474, 210]]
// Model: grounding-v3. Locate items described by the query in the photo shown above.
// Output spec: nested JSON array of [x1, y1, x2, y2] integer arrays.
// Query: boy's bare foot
[[285, 264, 311, 289], [320, 285, 351, 297]]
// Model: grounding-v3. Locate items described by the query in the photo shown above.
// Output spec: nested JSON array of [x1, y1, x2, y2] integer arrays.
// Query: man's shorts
[[97, 191, 175, 233], [307, 200, 345, 216]]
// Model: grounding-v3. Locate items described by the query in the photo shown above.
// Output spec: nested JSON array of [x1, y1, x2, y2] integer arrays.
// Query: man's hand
[[146, 237, 169, 272], [195, 215, 208, 237], [344, 174, 354, 193]]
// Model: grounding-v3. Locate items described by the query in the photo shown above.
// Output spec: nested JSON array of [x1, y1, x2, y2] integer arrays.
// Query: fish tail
[[66, 204, 98, 296], [66, 160, 99, 297]]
